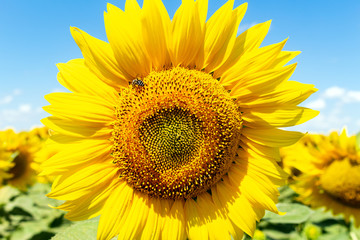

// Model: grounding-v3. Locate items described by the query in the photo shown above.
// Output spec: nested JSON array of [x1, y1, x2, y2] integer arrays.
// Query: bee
[[132, 78, 145, 87]]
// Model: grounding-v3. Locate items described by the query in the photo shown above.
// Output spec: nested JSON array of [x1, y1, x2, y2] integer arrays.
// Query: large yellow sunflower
[[41, 0, 318, 239], [0, 127, 49, 190], [282, 129, 360, 227]]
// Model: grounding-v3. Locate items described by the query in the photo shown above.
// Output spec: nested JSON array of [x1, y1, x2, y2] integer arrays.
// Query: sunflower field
[[1, 128, 359, 239], [1, 0, 360, 239]]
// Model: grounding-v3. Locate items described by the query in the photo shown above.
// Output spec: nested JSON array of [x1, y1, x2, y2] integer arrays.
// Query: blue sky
[[0, 0, 360, 134]]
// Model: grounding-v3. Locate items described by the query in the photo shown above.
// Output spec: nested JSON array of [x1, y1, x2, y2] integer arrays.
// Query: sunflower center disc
[[140, 108, 202, 172], [9, 152, 28, 180], [320, 158, 360, 208], [112, 67, 242, 199]]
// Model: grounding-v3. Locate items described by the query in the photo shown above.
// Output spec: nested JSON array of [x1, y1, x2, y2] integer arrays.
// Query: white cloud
[[0, 95, 13, 105], [0, 104, 47, 131], [35, 107, 43, 113], [51, 87, 68, 93], [0, 89, 22, 105], [323, 86, 346, 98], [291, 85, 360, 134], [344, 91, 360, 103], [321, 86, 360, 104], [19, 104, 31, 113], [13, 89, 22, 95], [305, 98, 326, 110]]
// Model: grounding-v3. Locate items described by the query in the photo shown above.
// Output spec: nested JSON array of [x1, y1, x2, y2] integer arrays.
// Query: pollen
[[111, 67, 242, 199]]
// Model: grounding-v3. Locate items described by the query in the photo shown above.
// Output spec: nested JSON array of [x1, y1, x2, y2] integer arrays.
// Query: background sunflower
[[282, 129, 360, 227], [0, 127, 49, 190]]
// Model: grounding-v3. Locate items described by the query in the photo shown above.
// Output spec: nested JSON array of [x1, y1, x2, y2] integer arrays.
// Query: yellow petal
[[239, 139, 280, 162], [48, 162, 117, 201], [169, 0, 204, 68], [125, 0, 141, 14], [235, 149, 287, 185], [141, 0, 171, 69], [41, 117, 111, 139], [57, 59, 119, 104], [70, 27, 128, 88], [231, 63, 297, 99], [237, 81, 317, 108], [214, 20, 271, 78], [197, 0, 208, 24], [61, 177, 121, 221], [97, 182, 133, 240], [221, 39, 288, 87], [185, 198, 208, 239], [105, 3, 151, 80], [162, 200, 186, 240], [197, 193, 233, 240], [242, 127, 304, 147], [214, 179, 256, 237], [242, 107, 319, 128], [228, 165, 279, 214], [204, 1, 247, 72], [44, 93, 115, 123], [117, 193, 150, 240], [140, 198, 162, 240], [40, 139, 112, 176], [269, 50, 301, 69]]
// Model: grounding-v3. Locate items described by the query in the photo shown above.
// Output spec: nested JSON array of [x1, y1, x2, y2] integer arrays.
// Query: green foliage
[[52, 217, 119, 240], [0, 183, 70, 240], [2, 183, 359, 240], [252, 186, 359, 240], [51, 218, 99, 240], [263, 203, 313, 224], [356, 132, 360, 152]]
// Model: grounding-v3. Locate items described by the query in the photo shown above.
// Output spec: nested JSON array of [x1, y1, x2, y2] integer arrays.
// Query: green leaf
[[0, 186, 20, 205], [51, 218, 99, 240], [350, 220, 360, 240], [9, 220, 51, 240], [324, 224, 348, 234], [315, 224, 349, 240], [52, 217, 119, 240], [261, 229, 292, 240], [278, 186, 297, 203], [263, 203, 313, 224], [308, 208, 343, 223], [356, 132, 360, 152], [317, 232, 349, 240]]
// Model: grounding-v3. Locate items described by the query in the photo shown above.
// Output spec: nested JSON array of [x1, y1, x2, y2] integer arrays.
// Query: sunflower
[[34, 129, 57, 184], [0, 138, 13, 187], [30, 127, 54, 184], [282, 129, 360, 226], [41, 0, 318, 239], [280, 134, 326, 178], [0, 127, 49, 190]]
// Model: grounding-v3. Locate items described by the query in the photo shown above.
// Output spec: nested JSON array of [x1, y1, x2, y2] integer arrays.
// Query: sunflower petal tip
[[106, 2, 114, 11], [278, 211, 286, 216], [40, 117, 48, 125], [46, 192, 53, 198], [70, 26, 79, 32]]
